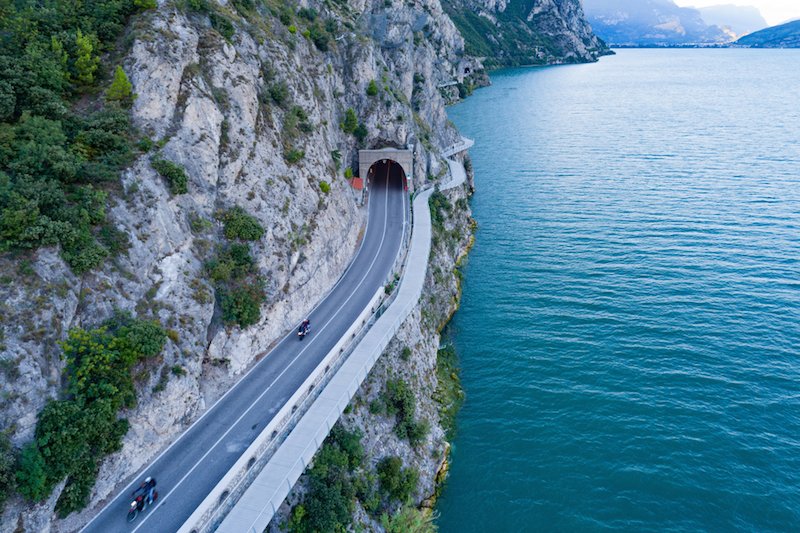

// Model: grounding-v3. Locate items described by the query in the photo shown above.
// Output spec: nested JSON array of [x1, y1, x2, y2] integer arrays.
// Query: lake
[[437, 49, 800, 532]]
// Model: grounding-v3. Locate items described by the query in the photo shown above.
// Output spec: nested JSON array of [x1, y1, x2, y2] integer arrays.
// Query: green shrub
[[369, 398, 385, 415], [219, 283, 264, 327], [207, 244, 266, 328], [329, 424, 363, 469], [60, 232, 109, 275], [341, 108, 358, 133], [298, 7, 318, 21], [207, 243, 254, 282], [210, 12, 235, 40], [429, 190, 452, 233], [15, 444, 47, 502], [151, 157, 189, 194], [219, 206, 264, 241], [134, 0, 158, 8], [284, 148, 305, 164], [186, 0, 211, 12], [288, 24, 297, 34], [383, 379, 429, 447], [434, 344, 463, 440], [98, 224, 131, 256], [16, 314, 165, 514], [354, 123, 368, 143], [366, 80, 379, 96], [381, 505, 437, 533], [289, 424, 362, 533], [106, 66, 133, 104], [75, 30, 99, 85], [189, 213, 213, 234], [377, 456, 418, 503], [344, 166, 353, 179], [308, 22, 331, 51], [405, 420, 430, 447], [269, 81, 290, 107], [319, 180, 330, 194]]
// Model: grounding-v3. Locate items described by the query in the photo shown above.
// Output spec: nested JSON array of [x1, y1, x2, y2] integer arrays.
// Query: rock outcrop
[[441, 0, 610, 67]]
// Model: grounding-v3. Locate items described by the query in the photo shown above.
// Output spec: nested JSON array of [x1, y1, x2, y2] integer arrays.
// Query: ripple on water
[[436, 49, 800, 532]]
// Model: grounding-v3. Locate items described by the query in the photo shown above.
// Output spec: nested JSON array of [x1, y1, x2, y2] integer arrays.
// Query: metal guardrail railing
[[442, 137, 475, 158]]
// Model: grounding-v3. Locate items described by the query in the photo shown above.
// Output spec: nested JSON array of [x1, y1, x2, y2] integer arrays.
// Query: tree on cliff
[[106, 66, 134, 104]]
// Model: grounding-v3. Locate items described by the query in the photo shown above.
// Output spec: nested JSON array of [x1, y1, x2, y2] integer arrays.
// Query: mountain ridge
[[583, 0, 731, 46], [697, 4, 767, 38], [442, 0, 610, 68], [735, 19, 800, 47]]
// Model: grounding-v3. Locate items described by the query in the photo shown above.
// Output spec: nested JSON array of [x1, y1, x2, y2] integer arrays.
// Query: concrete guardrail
[[183, 141, 470, 533]]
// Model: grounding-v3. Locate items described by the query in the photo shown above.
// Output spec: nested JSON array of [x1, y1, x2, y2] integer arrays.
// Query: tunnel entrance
[[366, 159, 407, 194], [359, 148, 413, 193]]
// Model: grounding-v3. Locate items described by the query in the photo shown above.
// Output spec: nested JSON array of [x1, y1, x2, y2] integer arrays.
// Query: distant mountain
[[698, 4, 767, 38], [735, 19, 800, 47], [441, 0, 610, 67], [582, 0, 731, 46]]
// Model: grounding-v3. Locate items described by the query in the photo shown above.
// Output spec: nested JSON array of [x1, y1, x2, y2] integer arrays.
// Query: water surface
[[437, 49, 800, 532]]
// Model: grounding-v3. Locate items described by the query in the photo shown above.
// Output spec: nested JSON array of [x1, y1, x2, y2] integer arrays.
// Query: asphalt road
[[80, 161, 408, 533]]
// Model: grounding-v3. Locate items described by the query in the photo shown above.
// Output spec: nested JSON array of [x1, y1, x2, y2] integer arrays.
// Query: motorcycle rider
[[143, 476, 157, 505], [299, 318, 310, 336]]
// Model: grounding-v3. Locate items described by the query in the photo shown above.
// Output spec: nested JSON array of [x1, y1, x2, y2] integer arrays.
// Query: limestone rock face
[[0, 0, 473, 530], [0, 0, 603, 529], [442, 0, 610, 67]]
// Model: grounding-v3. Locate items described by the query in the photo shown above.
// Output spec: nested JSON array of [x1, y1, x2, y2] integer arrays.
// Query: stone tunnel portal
[[365, 159, 407, 196], [359, 148, 413, 194]]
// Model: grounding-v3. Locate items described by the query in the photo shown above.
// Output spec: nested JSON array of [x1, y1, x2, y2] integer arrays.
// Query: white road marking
[[79, 171, 388, 533], [130, 171, 396, 532]]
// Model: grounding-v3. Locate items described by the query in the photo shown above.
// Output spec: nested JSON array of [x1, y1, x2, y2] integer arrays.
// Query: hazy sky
[[674, 0, 800, 25]]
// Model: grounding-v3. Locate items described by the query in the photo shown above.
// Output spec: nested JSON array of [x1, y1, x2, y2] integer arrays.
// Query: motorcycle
[[298, 324, 310, 340], [127, 490, 158, 523]]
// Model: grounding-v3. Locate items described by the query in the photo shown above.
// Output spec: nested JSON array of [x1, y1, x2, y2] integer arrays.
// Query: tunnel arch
[[359, 148, 413, 192], [365, 159, 407, 195]]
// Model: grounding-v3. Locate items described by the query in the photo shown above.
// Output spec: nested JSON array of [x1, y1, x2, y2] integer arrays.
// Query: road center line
[[132, 171, 395, 532]]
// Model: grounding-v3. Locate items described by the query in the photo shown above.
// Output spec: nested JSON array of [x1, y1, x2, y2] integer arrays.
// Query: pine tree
[[341, 108, 358, 133], [106, 66, 133, 104], [74, 30, 99, 85], [51, 36, 70, 84]]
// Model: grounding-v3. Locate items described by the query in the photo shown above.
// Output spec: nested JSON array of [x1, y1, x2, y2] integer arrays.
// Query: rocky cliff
[[441, 0, 609, 67], [0, 0, 602, 530], [0, 0, 475, 529]]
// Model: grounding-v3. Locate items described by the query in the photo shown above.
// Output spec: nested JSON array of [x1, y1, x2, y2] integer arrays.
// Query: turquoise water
[[437, 49, 800, 532]]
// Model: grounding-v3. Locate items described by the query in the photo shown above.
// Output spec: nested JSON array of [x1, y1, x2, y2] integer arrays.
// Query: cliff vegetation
[[0, 0, 605, 529]]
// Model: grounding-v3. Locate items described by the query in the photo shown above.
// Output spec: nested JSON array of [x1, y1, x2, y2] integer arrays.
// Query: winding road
[[80, 162, 408, 533]]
